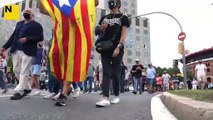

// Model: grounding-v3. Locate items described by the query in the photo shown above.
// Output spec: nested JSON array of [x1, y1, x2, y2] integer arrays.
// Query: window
[[123, 1, 128, 6], [101, 9, 106, 17], [131, 10, 135, 15], [136, 43, 140, 49], [136, 17, 140, 26], [136, 29, 140, 34], [127, 50, 132, 55], [136, 36, 140, 41], [143, 18, 148, 28], [206, 63, 210, 67], [207, 77, 211, 82], [144, 30, 148, 35], [127, 58, 132, 64], [21, 1, 26, 11], [136, 51, 140, 56], [127, 14, 132, 25], [131, 3, 135, 8], [36, 0, 39, 8], [207, 68, 211, 73], [29, 0, 33, 8], [1, 9, 4, 17]]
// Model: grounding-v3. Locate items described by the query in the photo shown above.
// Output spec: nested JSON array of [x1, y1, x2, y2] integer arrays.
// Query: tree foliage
[[155, 66, 181, 76]]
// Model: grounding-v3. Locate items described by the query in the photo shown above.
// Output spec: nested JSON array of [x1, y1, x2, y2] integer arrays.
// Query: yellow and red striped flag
[[41, 0, 96, 82]]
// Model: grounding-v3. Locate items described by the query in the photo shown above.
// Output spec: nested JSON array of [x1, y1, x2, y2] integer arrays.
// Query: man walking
[[146, 63, 156, 93], [1, 8, 43, 100], [84, 60, 95, 93], [195, 60, 207, 89], [131, 59, 144, 94], [162, 70, 171, 92], [39, 0, 99, 106]]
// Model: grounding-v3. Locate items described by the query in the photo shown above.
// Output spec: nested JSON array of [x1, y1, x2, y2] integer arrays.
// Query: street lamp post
[[131, 11, 187, 84]]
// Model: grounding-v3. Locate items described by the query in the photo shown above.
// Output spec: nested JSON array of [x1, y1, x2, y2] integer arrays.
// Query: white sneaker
[[43, 93, 55, 99], [52, 92, 61, 101], [111, 97, 120, 104], [96, 97, 110, 107], [73, 88, 80, 99], [30, 90, 40, 96]]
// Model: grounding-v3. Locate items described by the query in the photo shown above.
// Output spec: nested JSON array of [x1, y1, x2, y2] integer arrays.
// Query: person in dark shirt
[[95, 0, 130, 107], [1, 8, 43, 100], [120, 62, 127, 93], [131, 59, 144, 94]]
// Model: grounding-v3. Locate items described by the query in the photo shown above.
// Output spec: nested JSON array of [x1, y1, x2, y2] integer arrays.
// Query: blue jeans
[[133, 77, 142, 93], [0, 71, 6, 89], [72, 82, 83, 90], [84, 77, 96, 92], [47, 61, 62, 93]]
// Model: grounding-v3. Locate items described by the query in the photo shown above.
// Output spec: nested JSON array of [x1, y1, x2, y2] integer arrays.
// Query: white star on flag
[[58, 0, 71, 7]]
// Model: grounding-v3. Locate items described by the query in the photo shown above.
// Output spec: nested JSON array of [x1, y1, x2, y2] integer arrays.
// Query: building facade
[[0, 0, 151, 69], [186, 48, 213, 84], [95, 0, 151, 69]]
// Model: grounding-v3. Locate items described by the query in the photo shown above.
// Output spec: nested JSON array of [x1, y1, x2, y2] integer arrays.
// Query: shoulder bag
[[95, 15, 123, 54]]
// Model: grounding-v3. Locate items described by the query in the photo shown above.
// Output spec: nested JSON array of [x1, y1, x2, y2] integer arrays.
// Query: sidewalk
[[151, 94, 177, 120], [161, 92, 213, 120]]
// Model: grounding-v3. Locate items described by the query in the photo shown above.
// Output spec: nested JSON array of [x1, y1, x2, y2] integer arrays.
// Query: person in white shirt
[[191, 78, 197, 90], [194, 60, 207, 89], [162, 70, 171, 92]]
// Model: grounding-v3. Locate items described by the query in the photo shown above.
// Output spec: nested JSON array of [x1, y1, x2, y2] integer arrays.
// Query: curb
[[151, 94, 177, 120], [161, 92, 213, 120]]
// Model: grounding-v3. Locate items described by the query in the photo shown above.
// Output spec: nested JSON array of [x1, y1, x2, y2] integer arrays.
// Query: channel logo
[[4, 5, 20, 20], [0, 0, 24, 20]]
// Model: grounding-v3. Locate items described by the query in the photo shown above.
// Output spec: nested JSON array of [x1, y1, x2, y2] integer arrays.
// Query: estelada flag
[[41, 0, 96, 82]]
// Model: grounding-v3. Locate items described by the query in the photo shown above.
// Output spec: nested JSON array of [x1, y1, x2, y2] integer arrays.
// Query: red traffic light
[[178, 32, 186, 41]]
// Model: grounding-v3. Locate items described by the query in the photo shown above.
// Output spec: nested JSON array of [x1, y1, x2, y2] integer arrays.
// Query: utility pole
[[131, 11, 187, 84]]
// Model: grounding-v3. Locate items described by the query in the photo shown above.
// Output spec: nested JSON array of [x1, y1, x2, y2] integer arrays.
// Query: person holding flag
[[39, 0, 99, 106]]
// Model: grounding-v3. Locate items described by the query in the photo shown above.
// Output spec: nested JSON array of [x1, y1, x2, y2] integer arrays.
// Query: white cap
[[135, 59, 139, 61]]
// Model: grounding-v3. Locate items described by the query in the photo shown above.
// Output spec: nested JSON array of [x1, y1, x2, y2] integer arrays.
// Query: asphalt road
[[0, 92, 154, 120]]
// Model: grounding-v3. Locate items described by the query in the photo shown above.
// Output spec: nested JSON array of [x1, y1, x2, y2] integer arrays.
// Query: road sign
[[178, 32, 186, 41]]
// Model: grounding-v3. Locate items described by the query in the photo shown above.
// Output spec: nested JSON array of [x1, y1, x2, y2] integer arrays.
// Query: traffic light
[[185, 50, 190, 55], [173, 59, 178, 68], [178, 42, 183, 54]]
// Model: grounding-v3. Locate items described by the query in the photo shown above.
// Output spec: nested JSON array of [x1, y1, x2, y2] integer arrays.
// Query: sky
[[0, 0, 24, 8], [137, 0, 213, 68]]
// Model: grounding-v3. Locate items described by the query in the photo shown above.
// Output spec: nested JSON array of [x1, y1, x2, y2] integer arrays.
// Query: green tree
[[187, 71, 195, 80], [155, 66, 164, 76], [167, 67, 181, 76]]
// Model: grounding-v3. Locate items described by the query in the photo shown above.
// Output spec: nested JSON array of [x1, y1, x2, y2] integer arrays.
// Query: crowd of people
[[0, 0, 212, 110]]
